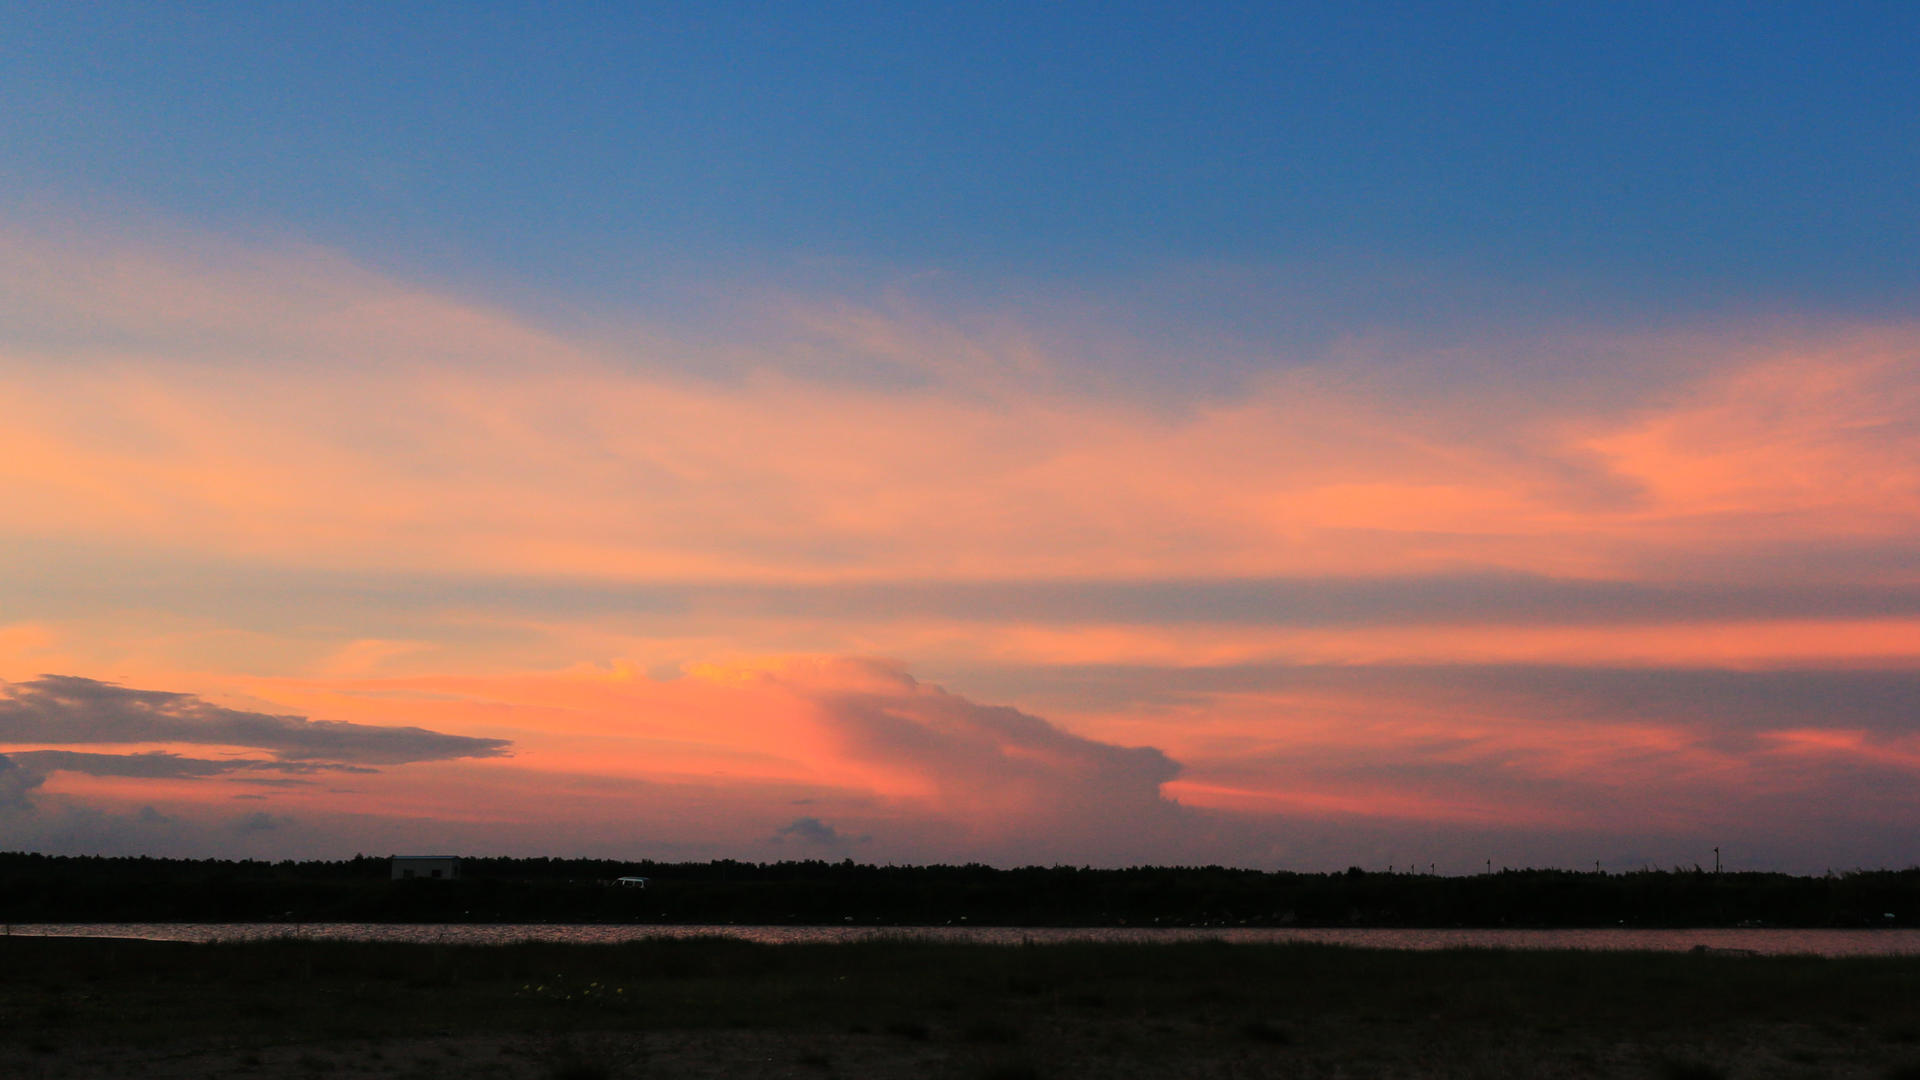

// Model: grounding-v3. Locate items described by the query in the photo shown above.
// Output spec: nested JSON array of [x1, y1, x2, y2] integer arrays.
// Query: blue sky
[[9, 2, 1918, 323]]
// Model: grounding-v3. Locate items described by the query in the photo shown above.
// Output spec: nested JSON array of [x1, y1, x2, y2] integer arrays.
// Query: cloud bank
[[773, 816, 867, 848], [773, 659, 1183, 847], [0, 675, 510, 764]]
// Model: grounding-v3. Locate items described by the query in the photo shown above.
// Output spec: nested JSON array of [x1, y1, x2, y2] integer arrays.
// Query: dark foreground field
[[3, 936, 1918, 1080]]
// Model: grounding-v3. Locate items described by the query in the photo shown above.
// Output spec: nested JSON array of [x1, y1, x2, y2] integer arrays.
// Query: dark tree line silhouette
[[1, 852, 1914, 927]]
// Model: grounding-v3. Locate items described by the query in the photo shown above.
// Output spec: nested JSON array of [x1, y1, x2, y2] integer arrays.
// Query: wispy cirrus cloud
[[5, 224, 1919, 590]]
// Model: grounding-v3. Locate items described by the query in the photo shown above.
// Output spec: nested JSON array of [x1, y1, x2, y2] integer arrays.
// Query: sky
[[3, 2, 1919, 873]]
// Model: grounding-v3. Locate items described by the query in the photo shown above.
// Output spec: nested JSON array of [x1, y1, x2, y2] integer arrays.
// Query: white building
[[391, 855, 461, 880]]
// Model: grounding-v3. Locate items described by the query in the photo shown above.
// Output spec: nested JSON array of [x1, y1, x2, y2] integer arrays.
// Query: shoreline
[[8, 921, 1920, 958]]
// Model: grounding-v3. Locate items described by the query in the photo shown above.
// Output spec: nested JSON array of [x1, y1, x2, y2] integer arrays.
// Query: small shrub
[[516, 975, 630, 1010], [885, 1020, 932, 1041], [1239, 1018, 1292, 1045], [962, 1020, 1023, 1044], [296, 1051, 340, 1073], [1657, 1060, 1726, 1080], [240, 998, 287, 1019], [544, 1044, 613, 1080]]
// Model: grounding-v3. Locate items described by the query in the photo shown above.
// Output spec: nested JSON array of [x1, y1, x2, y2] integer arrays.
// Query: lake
[[8, 923, 1920, 955]]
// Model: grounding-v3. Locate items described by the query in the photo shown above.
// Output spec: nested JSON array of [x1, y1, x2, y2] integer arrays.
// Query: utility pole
[[1713, 846, 1720, 874]]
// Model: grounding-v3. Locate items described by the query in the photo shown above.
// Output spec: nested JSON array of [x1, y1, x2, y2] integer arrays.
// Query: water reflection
[[8, 923, 1920, 956]]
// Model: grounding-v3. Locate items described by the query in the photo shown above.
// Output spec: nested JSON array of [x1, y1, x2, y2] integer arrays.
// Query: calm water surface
[[9, 923, 1920, 956]]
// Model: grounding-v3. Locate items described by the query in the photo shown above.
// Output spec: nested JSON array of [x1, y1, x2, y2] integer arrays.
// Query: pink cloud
[[6, 225, 1920, 868]]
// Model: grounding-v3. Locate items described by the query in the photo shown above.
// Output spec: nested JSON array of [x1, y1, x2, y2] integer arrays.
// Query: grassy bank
[[3, 935, 1918, 1078]]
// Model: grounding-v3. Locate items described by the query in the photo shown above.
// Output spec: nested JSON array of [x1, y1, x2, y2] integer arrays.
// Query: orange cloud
[[8, 224, 1920, 868], [5, 227, 1915, 590], [1583, 340, 1920, 527], [1, 660, 1197, 863]]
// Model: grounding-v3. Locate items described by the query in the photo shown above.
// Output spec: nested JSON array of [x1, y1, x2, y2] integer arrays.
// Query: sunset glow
[[5, 4, 1919, 871]]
